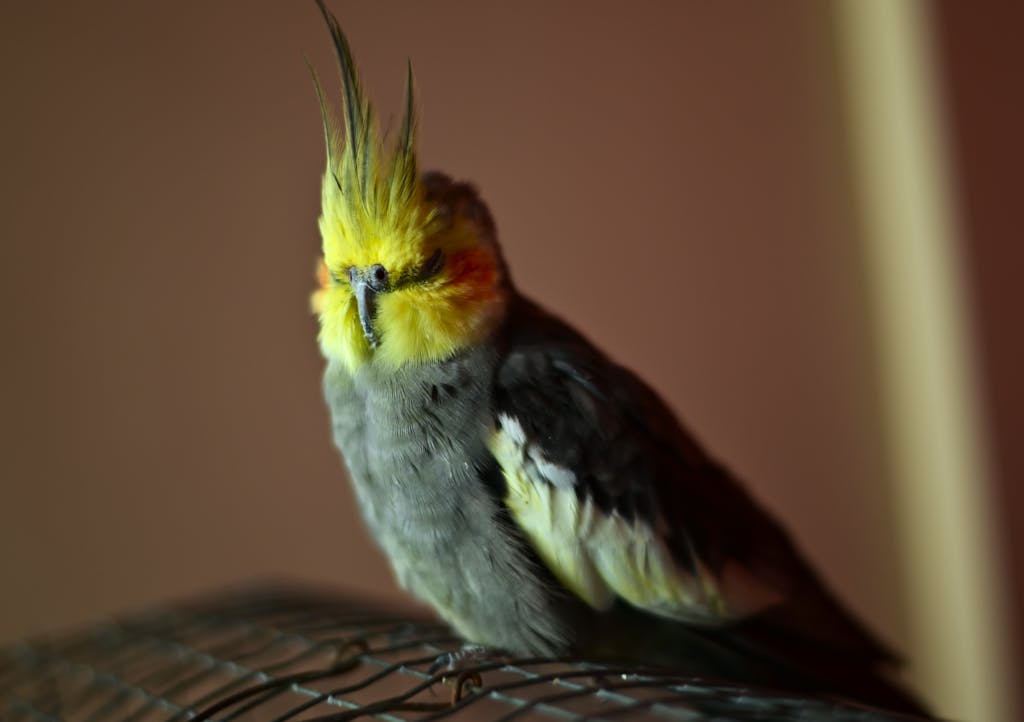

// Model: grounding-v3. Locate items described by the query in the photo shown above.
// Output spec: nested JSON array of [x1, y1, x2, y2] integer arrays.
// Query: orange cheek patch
[[317, 258, 332, 289], [311, 258, 333, 314], [447, 247, 499, 303]]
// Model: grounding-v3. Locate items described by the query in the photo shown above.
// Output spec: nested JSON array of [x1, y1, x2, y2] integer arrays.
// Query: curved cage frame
[[0, 586, 926, 721]]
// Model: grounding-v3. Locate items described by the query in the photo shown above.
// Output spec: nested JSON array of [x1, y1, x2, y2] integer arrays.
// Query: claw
[[428, 644, 505, 676]]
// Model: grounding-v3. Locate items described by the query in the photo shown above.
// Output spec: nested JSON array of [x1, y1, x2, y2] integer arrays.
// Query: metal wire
[[0, 585, 925, 721]]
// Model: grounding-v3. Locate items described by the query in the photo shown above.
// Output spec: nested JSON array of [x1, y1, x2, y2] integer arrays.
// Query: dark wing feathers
[[495, 343, 659, 525], [493, 296, 898, 665]]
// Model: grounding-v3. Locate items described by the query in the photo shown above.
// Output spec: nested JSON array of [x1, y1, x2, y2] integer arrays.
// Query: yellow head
[[310, 4, 508, 374]]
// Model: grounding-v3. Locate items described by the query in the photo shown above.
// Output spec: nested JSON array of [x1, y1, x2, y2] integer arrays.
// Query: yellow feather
[[309, 8, 505, 373], [493, 429, 614, 609], [490, 425, 739, 624]]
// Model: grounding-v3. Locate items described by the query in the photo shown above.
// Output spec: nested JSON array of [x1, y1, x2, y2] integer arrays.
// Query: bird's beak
[[350, 265, 391, 348], [351, 275, 379, 348]]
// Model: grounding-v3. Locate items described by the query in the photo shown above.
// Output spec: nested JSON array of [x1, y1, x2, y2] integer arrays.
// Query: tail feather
[[590, 602, 932, 718]]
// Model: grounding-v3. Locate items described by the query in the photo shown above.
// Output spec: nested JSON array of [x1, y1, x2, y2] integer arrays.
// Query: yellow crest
[[309, 2, 507, 373], [310, 2, 429, 275]]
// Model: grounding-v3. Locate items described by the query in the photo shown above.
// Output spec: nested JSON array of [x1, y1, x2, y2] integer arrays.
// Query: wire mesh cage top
[[0, 585, 928, 722]]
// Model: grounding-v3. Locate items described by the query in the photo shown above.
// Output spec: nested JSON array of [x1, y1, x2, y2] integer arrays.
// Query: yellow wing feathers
[[490, 414, 739, 624]]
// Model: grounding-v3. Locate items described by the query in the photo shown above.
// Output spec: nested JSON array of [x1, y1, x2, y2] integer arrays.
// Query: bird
[[307, 3, 929, 716]]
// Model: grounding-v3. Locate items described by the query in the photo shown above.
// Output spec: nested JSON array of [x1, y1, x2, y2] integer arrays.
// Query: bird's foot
[[428, 644, 506, 677]]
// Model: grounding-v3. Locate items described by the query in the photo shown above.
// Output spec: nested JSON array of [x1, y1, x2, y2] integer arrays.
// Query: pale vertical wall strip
[[832, 1, 1012, 720]]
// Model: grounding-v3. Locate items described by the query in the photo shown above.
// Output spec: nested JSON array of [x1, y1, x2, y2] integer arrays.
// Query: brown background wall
[[0, 1, 1016, 715]]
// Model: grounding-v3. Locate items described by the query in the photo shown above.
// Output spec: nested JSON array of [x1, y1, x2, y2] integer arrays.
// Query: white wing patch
[[490, 414, 737, 623]]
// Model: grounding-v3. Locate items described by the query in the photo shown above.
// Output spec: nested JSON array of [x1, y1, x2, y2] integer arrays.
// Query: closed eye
[[418, 248, 444, 281]]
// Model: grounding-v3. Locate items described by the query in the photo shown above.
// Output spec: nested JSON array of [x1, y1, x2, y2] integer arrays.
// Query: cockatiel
[[308, 3, 927, 716]]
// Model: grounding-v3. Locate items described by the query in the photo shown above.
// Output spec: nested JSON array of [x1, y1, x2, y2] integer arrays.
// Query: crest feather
[[312, 0, 424, 263]]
